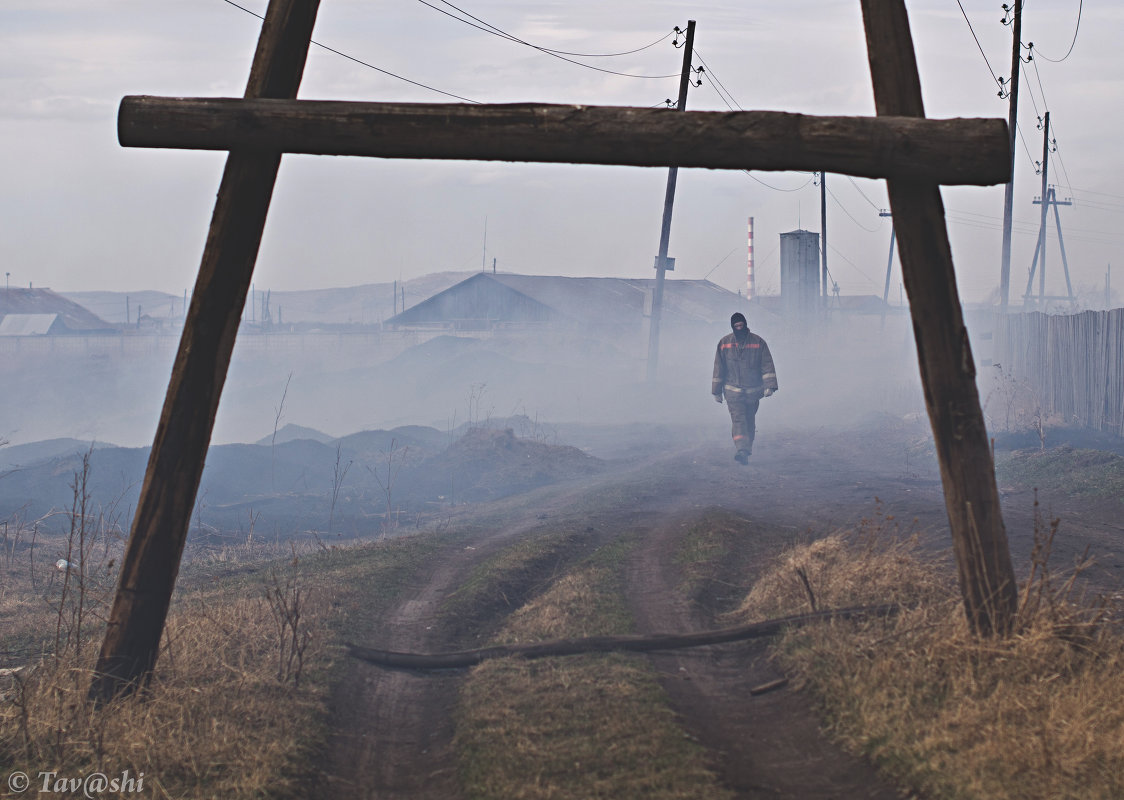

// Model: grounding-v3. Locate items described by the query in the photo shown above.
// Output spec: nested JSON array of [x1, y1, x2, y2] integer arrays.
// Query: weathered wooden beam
[[861, 0, 1018, 636], [118, 97, 1011, 186], [89, 0, 321, 703]]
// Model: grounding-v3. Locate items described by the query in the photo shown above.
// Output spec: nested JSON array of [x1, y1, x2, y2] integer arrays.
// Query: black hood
[[730, 312, 749, 341]]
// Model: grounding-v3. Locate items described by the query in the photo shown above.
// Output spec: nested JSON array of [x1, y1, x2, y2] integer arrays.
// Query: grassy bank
[[720, 512, 1124, 800]]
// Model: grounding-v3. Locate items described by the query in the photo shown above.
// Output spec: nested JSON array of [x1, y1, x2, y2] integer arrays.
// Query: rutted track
[[321, 422, 1123, 797]]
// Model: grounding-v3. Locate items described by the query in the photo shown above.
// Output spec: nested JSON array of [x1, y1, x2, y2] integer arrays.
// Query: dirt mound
[[420, 427, 605, 503]]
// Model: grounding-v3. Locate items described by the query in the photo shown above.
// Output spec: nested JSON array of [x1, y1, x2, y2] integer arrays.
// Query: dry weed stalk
[[366, 438, 409, 535], [264, 554, 314, 687]]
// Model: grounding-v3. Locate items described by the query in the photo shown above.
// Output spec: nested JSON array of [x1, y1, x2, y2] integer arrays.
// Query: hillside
[[63, 272, 474, 325]]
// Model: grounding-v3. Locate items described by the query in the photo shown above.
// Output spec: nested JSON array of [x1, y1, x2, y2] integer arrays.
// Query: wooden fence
[[993, 309, 1124, 437]]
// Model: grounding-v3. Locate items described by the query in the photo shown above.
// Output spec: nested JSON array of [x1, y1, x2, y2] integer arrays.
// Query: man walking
[[713, 312, 778, 464]]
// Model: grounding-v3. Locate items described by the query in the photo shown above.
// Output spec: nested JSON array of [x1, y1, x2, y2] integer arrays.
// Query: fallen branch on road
[[345, 604, 899, 671]]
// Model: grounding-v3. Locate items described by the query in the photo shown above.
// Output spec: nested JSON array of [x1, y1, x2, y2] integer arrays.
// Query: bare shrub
[[264, 555, 314, 687]]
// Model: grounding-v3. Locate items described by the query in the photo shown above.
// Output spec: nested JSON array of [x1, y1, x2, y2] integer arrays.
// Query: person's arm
[[712, 341, 726, 399], [760, 340, 778, 395]]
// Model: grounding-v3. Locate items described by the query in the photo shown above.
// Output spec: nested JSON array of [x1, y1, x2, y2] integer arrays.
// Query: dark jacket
[[712, 332, 778, 397]]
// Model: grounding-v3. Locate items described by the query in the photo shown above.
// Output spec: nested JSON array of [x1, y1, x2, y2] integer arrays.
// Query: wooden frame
[[91, 0, 1018, 701]]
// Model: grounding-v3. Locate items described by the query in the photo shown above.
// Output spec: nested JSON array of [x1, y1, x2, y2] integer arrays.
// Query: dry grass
[[727, 511, 1124, 800], [454, 540, 732, 800], [996, 445, 1124, 499], [0, 458, 451, 800], [1, 557, 331, 799]]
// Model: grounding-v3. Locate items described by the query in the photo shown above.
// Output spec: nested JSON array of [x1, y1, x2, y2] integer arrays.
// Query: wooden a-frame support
[[91, 0, 1019, 702]]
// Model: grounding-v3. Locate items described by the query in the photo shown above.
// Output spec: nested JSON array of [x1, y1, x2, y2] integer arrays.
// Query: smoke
[[0, 303, 932, 450]]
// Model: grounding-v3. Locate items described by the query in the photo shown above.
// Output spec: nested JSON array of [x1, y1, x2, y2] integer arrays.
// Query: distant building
[[0, 288, 115, 335], [780, 229, 821, 318], [385, 272, 752, 336]]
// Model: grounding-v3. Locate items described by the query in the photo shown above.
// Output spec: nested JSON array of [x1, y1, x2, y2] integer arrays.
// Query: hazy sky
[[4, 1, 1119, 305]]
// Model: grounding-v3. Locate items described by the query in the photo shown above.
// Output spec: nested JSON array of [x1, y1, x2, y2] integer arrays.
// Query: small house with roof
[[385, 272, 753, 338], [0, 288, 116, 335]]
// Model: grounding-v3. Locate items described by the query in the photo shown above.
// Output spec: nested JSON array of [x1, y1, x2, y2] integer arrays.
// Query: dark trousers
[[724, 390, 760, 454]]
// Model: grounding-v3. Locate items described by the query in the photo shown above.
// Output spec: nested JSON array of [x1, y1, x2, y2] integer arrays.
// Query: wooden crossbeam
[[117, 97, 1010, 186]]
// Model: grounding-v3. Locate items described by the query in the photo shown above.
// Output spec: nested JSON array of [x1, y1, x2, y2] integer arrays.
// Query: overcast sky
[[3, 0, 1119, 305]]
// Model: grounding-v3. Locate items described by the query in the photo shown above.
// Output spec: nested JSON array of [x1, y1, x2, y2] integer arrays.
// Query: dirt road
[[323, 419, 1123, 798]]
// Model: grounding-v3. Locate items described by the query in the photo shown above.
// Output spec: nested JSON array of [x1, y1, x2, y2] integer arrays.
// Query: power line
[[1045, 117, 1074, 194], [693, 50, 741, 110], [219, 0, 481, 102], [414, 0, 681, 79], [1068, 186, 1124, 202], [1019, 58, 1042, 118], [685, 50, 822, 197], [422, 0, 675, 58], [954, 0, 1002, 90], [1033, 0, 1083, 63], [826, 186, 882, 232], [703, 246, 739, 279], [1024, 53, 1075, 192], [845, 176, 882, 212], [1029, 47, 1051, 111], [825, 242, 879, 290], [746, 173, 815, 192]]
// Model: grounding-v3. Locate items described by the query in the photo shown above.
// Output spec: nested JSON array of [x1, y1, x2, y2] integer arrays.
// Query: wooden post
[[998, 0, 1023, 311], [646, 19, 695, 382], [89, 0, 322, 702], [861, 0, 1018, 636]]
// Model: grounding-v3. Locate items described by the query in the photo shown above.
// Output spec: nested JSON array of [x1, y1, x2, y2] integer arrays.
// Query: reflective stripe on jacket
[[712, 331, 778, 397]]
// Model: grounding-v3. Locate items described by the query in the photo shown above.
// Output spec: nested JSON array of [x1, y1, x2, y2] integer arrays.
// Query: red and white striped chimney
[[747, 216, 755, 300]]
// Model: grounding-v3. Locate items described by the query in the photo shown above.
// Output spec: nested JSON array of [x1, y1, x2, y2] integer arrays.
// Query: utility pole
[[880, 209, 896, 303], [1024, 111, 1051, 308], [1027, 186, 1074, 306], [90, 0, 322, 703], [646, 19, 695, 382], [1037, 114, 1049, 303], [879, 208, 896, 329], [998, 0, 1022, 310], [820, 171, 828, 306]]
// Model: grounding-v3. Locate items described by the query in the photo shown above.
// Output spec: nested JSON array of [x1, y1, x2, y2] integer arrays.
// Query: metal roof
[[0, 288, 114, 333], [0, 313, 59, 336], [390, 273, 746, 327]]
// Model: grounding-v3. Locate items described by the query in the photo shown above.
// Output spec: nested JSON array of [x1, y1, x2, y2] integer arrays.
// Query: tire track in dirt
[[320, 475, 642, 798], [625, 508, 907, 799], [321, 555, 469, 799], [623, 450, 912, 800]]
